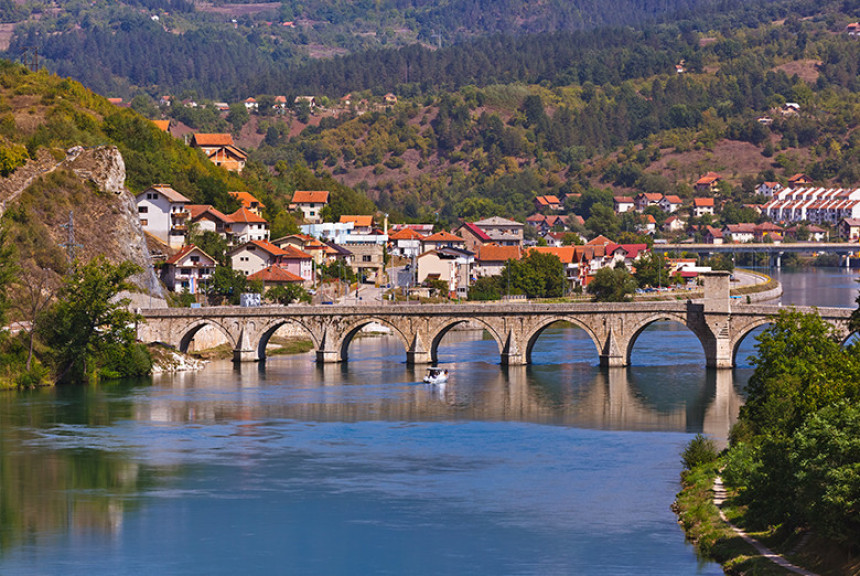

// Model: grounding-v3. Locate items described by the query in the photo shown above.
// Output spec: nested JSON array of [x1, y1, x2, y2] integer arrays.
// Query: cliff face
[[3, 146, 167, 308]]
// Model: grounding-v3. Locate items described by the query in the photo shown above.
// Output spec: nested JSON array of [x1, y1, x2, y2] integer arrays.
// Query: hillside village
[[138, 127, 860, 302]]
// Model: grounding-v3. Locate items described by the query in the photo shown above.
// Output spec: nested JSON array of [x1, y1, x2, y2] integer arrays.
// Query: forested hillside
[[0, 0, 824, 98], [243, 5, 860, 226]]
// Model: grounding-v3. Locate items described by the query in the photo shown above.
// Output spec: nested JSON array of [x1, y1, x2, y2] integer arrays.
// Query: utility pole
[[60, 211, 83, 267]]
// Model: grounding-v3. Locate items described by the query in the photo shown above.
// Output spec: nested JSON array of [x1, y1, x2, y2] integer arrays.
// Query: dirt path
[[713, 476, 820, 576]]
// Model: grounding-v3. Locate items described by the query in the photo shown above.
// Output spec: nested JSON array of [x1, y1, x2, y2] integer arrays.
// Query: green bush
[[682, 433, 718, 470]]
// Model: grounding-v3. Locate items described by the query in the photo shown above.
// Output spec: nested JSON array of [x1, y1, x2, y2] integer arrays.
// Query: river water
[[0, 269, 856, 575]]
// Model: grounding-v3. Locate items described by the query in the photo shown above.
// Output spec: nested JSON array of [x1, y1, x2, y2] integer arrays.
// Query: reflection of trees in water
[[0, 386, 165, 554]]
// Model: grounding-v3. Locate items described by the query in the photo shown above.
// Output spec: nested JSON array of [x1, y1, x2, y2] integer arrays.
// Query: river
[[0, 268, 855, 575]]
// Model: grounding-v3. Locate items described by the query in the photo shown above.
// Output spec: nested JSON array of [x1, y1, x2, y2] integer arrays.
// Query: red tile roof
[[191, 133, 235, 147], [424, 231, 464, 243], [187, 204, 231, 223], [280, 245, 313, 260], [248, 265, 304, 283], [229, 191, 265, 209], [388, 228, 425, 240], [662, 195, 683, 204], [339, 215, 374, 227], [229, 207, 268, 224], [291, 190, 330, 204], [459, 222, 492, 241], [477, 244, 522, 262], [586, 235, 613, 246], [528, 246, 576, 263], [614, 196, 635, 203], [695, 172, 721, 185], [165, 245, 209, 265], [693, 198, 715, 207]]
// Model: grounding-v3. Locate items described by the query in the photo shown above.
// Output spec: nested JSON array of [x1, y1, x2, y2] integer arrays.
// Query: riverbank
[[674, 463, 858, 576]]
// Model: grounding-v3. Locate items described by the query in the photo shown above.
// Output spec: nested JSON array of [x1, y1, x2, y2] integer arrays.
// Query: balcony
[[171, 225, 187, 234]]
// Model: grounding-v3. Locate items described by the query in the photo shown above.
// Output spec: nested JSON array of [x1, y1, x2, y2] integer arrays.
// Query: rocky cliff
[[2, 145, 167, 308]]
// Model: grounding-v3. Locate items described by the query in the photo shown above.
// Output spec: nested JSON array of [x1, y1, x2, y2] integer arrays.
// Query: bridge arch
[[523, 317, 602, 364], [338, 317, 411, 362], [255, 318, 320, 361], [730, 318, 775, 367], [626, 314, 706, 366], [429, 318, 504, 363], [176, 319, 237, 354]]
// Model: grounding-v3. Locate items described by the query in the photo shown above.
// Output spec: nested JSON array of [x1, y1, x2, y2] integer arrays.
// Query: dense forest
[[2, 0, 849, 98]]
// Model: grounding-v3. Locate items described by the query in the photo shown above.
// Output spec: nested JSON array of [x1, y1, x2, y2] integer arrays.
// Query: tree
[[187, 228, 229, 265], [585, 204, 620, 237], [504, 252, 564, 298], [468, 275, 502, 301], [744, 309, 860, 437], [318, 260, 356, 284], [12, 267, 58, 371], [0, 216, 17, 329], [265, 284, 311, 305], [587, 266, 637, 302], [227, 103, 249, 134], [208, 266, 247, 305], [790, 401, 860, 545], [40, 257, 147, 383], [633, 252, 668, 288]]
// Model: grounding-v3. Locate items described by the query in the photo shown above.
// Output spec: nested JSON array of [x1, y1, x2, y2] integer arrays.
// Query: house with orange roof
[[162, 245, 217, 294], [533, 195, 563, 212], [228, 207, 270, 244], [229, 191, 265, 216], [787, 173, 813, 186], [388, 227, 426, 258], [289, 190, 329, 223], [187, 204, 232, 238], [272, 234, 335, 266], [586, 235, 613, 246], [662, 214, 686, 233], [658, 195, 683, 213], [135, 184, 191, 248], [243, 97, 258, 111], [614, 196, 635, 214], [474, 244, 522, 277], [153, 119, 170, 132], [634, 193, 663, 212], [190, 133, 248, 173], [847, 22, 860, 37], [229, 240, 313, 283], [248, 265, 304, 292], [339, 215, 374, 234], [422, 231, 466, 252], [693, 197, 715, 217], [694, 172, 721, 194], [756, 181, 782, 198]]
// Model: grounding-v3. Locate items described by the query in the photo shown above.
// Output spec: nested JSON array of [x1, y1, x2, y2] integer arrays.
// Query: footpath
[[712, 476, 820, 576]]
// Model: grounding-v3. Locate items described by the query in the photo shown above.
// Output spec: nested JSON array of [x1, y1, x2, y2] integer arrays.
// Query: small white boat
[[423, 368, 448, 384]]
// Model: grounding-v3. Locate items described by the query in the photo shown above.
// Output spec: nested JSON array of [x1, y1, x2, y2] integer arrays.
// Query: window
[[140, 219, 148, 226], [190, 256, 199, 263], [362, 255, 372, 262], [309, 211, 315, 217], [138, 206, 148, 213], [181, 268, 191, 275], [147, 193, 156, 200]]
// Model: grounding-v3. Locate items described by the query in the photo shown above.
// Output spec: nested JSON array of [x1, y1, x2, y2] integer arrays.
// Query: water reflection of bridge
[[142, 358, 743, 449]]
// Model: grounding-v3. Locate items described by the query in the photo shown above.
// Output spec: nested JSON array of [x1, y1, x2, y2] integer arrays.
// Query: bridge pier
[[233, 327, 259, 362], [406, 350, 432, 364], [501, 352, 527, 366]]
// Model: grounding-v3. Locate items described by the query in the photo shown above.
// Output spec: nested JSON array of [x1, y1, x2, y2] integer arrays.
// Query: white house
[[658, 195, 683, 213], [693, 197, 715, 217], [388, 227, 426, 258], [162, 245, 217, 294], [228, 208, 269, 244], [417, 247, 474, 298], [756, 182, 781, 198], [229, 240, 288, 277], [289, 190, 329, 223], [136, 184, 191, 249], [613, 196, 635, 214]]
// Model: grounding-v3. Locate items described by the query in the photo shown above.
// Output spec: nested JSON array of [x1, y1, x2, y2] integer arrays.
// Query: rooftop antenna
[[60, 210, 83, 266]]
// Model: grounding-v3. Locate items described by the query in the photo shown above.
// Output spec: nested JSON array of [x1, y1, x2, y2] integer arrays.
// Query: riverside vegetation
[[675, 307, 860, 575]]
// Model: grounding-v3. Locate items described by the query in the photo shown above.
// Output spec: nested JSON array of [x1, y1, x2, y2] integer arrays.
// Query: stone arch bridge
[[137, 274, 853, 369]]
